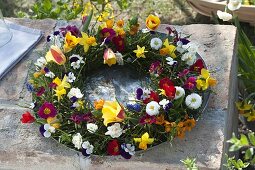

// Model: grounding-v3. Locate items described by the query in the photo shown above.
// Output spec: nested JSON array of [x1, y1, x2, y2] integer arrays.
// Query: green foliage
[[227, 132, 255, 168], [18, 0, 132, 20], [181, 157, 198, 170], [224, 154, 250, 170]]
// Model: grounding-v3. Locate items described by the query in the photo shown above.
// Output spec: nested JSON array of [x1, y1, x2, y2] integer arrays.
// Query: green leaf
[[82, 9, 93, 32], [240, 134, 249, 146], [227, 133, 239, 144], [43, 0, 52, 12], [248, 132, 255, 146], [244, 148, 254, 160], [229, 144, 242, 152]]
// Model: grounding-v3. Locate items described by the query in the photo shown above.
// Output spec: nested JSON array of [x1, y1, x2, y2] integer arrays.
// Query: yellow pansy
[[45, 45, 66, 65], [64, 31, 80, 53], [134, 132, 154, 150], [244, 109, 255, 122], [133, 45, 148, 58], [94, 99, 105, 110], [79, 32, 97, 53], [163, 39, 176, 58], [101, 100, 125, 126], [196, 68, 217, 91], [106, 19, 114, 29], [146, 14, 160, 31], [47, 117, 60, 129], [236, 101, 253, 114]]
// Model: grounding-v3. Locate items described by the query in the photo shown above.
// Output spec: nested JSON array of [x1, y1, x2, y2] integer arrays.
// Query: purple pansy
[[38, 102, 57, 119], [39, 124, 55, 138], [183, 77, 196, 90], [60, 25, 81, 37], [120, 143, 135, 159], [139, 114, 156, 125], [136, 88, 143, 100]]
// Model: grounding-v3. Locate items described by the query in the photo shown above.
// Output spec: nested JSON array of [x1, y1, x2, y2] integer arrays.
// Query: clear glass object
[[0, 9, 12, 47]]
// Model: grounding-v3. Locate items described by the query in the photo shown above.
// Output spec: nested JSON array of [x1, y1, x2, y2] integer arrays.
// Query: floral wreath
[[21, 13, 216, 159]]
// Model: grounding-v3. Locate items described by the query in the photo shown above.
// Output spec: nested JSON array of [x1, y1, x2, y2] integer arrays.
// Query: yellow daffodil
[[45, 45, 66, 65], [53, 75, 71, 101], [236, 101, 253, 114], [244, 109, 255, 122], [162, 39, 176, 58], [158, 89, 166, 96], [101, 100, 125, 126], [196, 68, 217, 91], [103, 48, 117, 66], [79, 32, 97, 53], [64, 31, 80, 53], [146, 14, 160, 31], [133, 45, 147, 58], [134, 132, 154, 150]]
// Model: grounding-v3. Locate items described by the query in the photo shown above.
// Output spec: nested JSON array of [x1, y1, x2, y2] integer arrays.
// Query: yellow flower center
[[86, 37, 96, 45], [44, 108, 51, 115], [191, 98, 196, 103], [150, 106, 155, 110]]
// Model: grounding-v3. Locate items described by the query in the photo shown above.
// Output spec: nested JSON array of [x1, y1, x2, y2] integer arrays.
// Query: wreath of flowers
[[21, 13, 217, 159]]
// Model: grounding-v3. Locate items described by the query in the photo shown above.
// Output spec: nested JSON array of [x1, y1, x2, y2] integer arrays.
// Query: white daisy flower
[[150, 38, 163, 50], [185, 93, 202, 110], [72, 133, 83, 149], [105, 123, 123, 138], [166, 57, 176, 66], [159, 99, 170, 108], [43, 124, 55, 138], [45, 71, 55, 78], [217, 10, 233, 21], [67, 72, 76, 83], [35, 57, 47, 68], [67, 88, 83, 99], [228, 0, 242, 11], [115, 52, 124, 65], [82, 141, 94, 155], [87, 123, 98, 133], [174, 86, 185, 100], [146, 101, 160, 116]]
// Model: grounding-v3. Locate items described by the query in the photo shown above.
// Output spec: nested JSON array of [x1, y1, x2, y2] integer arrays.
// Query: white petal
[[43, 131, 51, 138]]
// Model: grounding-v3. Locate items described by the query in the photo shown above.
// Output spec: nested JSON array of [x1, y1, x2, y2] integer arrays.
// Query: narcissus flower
[[104, 48, 117, 66], [196, 68, 217, 90], [102, 100, 125, 126], [134, 132, 154, 150], [162, 39, 176, 58], [64, 31, 80, 53], [45, 45, 66, 65], [38, 102, 57, 119], [20, 111, 35, 123], [185, 93, 202, 110], [146, 14, 160, 31], [133, 45, 148, 58], [79, 32, 97, 53], [53, 75, 71, 101]]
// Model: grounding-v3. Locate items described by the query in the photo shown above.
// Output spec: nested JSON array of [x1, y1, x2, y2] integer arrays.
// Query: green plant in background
[[181, 157, 198, 170], [225, 132, 255, 169], [17, 0, 131, 20]]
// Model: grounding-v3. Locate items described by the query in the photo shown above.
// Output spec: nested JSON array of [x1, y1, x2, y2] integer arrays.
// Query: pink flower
[[101, 28, 116, 43], [178, 69, 190, 78], [149, 61, 163, 76], [38, 102, 57, 119], [139, 114, 156, 125], [36, 87, 45, 96], [184, 77, 196, 90]]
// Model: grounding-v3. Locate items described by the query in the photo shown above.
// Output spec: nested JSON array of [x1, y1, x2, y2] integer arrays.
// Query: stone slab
[[0, 19, 238, 170]]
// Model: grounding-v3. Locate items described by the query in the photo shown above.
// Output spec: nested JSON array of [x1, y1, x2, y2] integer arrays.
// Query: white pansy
[[181, 51, 196, 66], [159, 99, 170, 108], [176, 41, 186, 53], [72, 101, 80, 108], [105, 123, 123, 138], [146, 101, 160, 116], [121, 144, 135, 156], [142, 28, 150, 33], [150, 38, 163, 50], [166, 57, 176, 66], [217, 10, 233, 21], [87, 123, 98, 133], [228, 0, 242, 11], [35, 57, 47, 68], [72, 133, 83, 149], [82, 141, 94, 155], [45, 71, 55, 78], [185, 93, 202, 110], [115, 52, 124, 65], [174, 86, 185, 100], [29, 102, 35, 109], [67, 72, 76, 83], [71, 60, 81, 69], [43, 124, 55, 138], [67, 88, 83, 99]]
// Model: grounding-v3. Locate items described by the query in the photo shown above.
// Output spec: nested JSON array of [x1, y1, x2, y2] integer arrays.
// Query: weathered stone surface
[[0, 19, 237, 170]]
